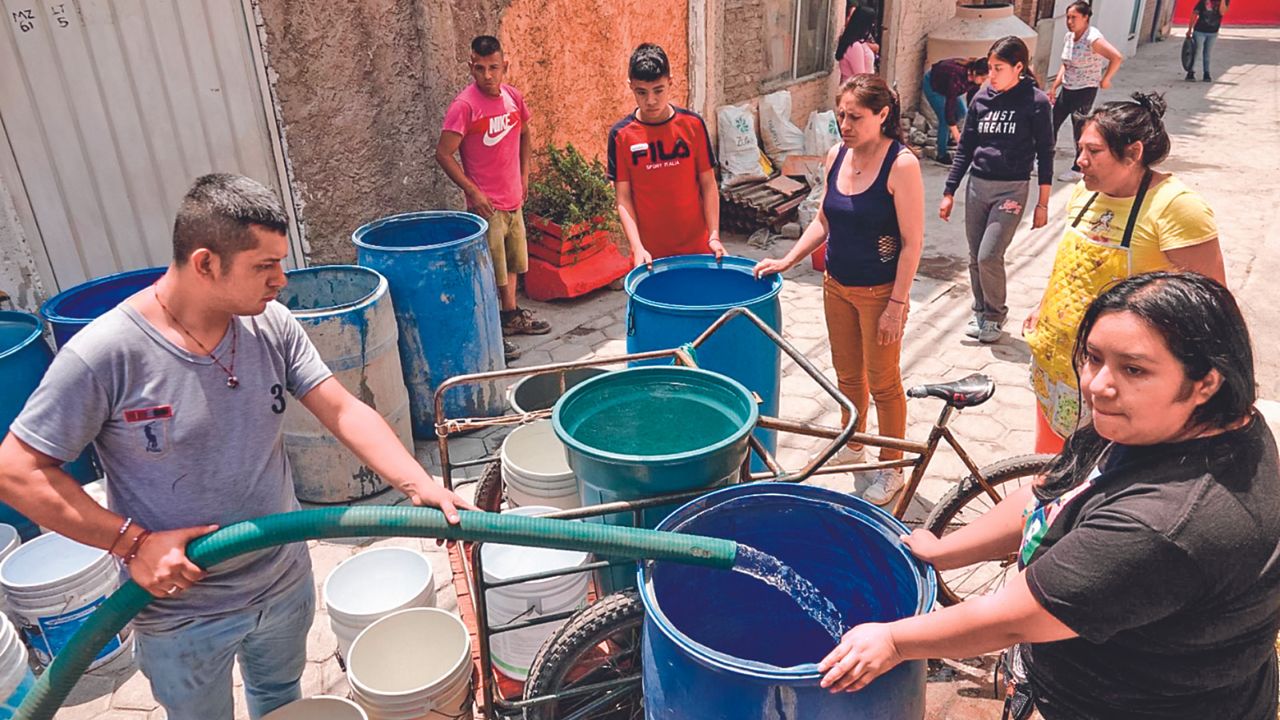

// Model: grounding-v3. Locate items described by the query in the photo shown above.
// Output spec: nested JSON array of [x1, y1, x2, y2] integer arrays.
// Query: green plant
[[526, 144, 619, 231]]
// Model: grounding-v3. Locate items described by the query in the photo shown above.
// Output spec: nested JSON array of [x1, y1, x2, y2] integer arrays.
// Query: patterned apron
[[1027, 171, 1153, 438]]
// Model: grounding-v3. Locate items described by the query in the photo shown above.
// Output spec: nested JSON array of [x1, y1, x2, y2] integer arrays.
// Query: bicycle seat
[[907, 373, 995, 408]]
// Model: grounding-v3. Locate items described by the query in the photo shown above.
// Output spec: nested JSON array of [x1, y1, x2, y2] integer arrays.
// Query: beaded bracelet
[[122, 530, 152, 566], [106, 517, 133, 557]]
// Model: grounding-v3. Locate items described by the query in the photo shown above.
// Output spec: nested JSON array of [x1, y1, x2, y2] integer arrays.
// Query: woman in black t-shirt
[[1186, 0, 1228, 82], [816, 272, 1280, 720]]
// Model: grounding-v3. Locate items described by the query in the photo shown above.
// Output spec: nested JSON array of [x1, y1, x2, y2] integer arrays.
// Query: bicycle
[[441, 308, 1052, 719]]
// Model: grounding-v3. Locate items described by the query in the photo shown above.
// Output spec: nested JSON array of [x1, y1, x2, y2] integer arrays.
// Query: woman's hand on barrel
[[127, 525, 217, 599], [900, 529, 946, 564], [818, 622, 903, 692], [753, 257, 791, 279]]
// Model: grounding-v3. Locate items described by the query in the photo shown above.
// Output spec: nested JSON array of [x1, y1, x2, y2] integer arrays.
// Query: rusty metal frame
[[428, 307, 981, 718]]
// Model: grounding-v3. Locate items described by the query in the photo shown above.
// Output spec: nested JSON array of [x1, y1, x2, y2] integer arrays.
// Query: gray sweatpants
[[964, 176, 1029, 324]]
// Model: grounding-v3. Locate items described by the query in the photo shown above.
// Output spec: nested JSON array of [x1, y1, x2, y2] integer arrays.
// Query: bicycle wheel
[[521, 590, 645, 720], [472, 460, 504, 512], [925, 453, 1054, 606]]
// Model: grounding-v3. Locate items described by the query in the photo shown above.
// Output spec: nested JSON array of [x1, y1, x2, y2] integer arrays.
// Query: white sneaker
[[977, 319, 1002, 344], [1057, 169, 1082, 182], [830, 445, 867, 466], [862, 468, 905, 506], [964, 314, 981, 339]]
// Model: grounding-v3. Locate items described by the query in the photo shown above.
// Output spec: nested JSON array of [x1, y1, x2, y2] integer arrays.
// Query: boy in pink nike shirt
[[436, 36, 549, 361]]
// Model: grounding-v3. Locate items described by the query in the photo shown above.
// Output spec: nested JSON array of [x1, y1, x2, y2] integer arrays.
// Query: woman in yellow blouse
[[1024, 92, 1225, 453]]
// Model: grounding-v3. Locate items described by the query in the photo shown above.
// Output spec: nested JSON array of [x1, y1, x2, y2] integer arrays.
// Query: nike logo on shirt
[[483, 113, 518, 147]]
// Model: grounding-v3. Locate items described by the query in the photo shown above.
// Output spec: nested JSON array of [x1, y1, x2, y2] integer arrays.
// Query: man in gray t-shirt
[[0, 174, 472, 720]]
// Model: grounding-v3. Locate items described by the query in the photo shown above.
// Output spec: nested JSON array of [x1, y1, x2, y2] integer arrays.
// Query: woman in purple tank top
[[755, 75, 924, 507]]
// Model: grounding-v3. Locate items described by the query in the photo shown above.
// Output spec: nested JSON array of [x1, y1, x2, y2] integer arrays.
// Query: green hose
[[14, 506, 737, 720]]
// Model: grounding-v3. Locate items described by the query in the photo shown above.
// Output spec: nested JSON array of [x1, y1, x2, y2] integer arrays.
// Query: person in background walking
[[1187, 0, 1228, 81], [1025, 93, 1225, 453], [754, 75, 924, 507], [836, 4, 880, 82], [940, 36, 1053, 344], [922, 57, 989, 166], [436, 35, 549, 364], [1049, 1, 1124, 183]]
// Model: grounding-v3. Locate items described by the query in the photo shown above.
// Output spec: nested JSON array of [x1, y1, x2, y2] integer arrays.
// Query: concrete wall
[[0, 175, 46, 313], [883, 0, 956, 114], [499, 0, 690, 164], [255, 0, 507, 265]]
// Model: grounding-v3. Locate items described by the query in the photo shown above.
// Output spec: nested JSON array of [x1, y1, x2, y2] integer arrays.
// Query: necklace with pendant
[[153, 287, 240, 389]]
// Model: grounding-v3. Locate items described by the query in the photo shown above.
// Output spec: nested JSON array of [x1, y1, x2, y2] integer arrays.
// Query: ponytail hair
[[1080, 92, 1171, 167], [988, 35, 1040, 87], [838, 74, 903, 143]]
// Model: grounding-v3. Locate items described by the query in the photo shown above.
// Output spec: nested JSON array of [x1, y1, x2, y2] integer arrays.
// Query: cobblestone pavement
[[59, 27, 1279, 719]]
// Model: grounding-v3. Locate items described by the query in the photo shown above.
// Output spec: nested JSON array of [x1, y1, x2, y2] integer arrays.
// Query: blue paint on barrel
[[640, 483, 935, 719], [39, 267, 166, 349], [625, 256, 782, 466], [554, 366, 757, 592], [353, 212, 504, 437], [278, 266, 413, 503], [0, 312, 95, 539]]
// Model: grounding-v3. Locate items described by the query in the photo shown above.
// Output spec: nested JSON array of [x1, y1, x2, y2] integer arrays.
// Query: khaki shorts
[[485, 209, 528, 287]]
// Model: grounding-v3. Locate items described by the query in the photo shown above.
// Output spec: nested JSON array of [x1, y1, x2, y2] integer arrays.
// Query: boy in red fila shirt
[[608, 43, 723, 268]]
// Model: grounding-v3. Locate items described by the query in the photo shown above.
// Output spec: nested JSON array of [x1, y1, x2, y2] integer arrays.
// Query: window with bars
[[763, 0, 835, 84]]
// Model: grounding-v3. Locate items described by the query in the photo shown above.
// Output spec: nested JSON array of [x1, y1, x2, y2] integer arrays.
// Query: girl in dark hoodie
[[939, 36, 1054, 344]]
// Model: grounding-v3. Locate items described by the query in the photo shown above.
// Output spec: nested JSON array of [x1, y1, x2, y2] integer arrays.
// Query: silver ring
[[166, 586, 179, 595]]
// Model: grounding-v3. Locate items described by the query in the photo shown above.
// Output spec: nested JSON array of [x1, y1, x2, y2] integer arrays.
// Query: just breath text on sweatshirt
[[944, 75, 1054, 196]]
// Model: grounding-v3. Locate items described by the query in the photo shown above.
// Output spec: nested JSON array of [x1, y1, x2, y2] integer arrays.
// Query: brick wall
[[723, 0, 768, 104]]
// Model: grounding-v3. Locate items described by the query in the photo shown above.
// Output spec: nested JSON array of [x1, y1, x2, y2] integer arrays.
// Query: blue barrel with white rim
[[277, 265, 412, 503], [0, 311, 95, 539], [640, 482, 935, 719], [625, 255, 782, 467], [353, 212, 505, 437], [39, 267, 166, 349]]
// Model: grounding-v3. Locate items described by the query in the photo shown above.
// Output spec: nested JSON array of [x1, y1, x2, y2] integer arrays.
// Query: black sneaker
[[1202, 74, 1212, 82], [1186, 71, 1196, 81], [934, 152, 953, 166], [504, 340, 521, 362]]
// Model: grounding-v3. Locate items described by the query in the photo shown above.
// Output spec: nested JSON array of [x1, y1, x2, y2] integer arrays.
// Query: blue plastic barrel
[[553, 366, 757, 592], [353, 212, 505, 437], [640, 483, 936, 719], [39, 267, 165, 349], [0, 312, 95, 539], [625, 256, 782, 465]]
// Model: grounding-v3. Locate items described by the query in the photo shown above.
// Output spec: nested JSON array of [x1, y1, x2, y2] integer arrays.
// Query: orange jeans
[[823, 276, 907, 460]]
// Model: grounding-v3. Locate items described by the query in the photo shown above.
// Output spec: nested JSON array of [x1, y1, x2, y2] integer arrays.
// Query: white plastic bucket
[[0, 613, 33, 717], [482, 506, 590, 681], [500, 421, 579, 510], [263, 695, 369, 720], [346, 608, 472, 720], [323, 547, 436, 659], [0, 533, 129, 669]]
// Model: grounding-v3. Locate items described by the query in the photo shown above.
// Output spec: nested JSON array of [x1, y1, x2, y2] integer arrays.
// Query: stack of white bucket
[[482, 506, 590, 680], [500, 420, 579, 510], [345, 608, 472, 720], [323, 548, 437, 660], [0, 531, 130, 671], [0, 613, 34, 719]]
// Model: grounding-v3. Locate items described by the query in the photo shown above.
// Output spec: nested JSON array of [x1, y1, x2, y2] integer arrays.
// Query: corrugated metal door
[[0, 0, 298, 291]]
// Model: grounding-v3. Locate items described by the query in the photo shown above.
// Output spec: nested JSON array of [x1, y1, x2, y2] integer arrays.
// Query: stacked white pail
[[0, 532, 129, 670], [323, 547, 436, 659], [482, 506, 590, 680], [500, 420, 579, 510], [0, 613, 34, 718], [263, 695, 368, 720], [346, 608, 472, 720]]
